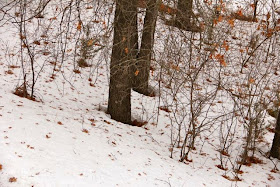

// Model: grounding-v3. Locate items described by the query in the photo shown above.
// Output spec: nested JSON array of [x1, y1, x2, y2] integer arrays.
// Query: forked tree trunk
[[175, 0, 193, 30], [270, 109, 280, 159], [108, 0, 137, 124], [133, 0, 158, 96]]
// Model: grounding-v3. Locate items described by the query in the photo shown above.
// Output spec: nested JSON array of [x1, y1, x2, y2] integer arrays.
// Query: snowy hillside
[[0, 0, 280, 186]]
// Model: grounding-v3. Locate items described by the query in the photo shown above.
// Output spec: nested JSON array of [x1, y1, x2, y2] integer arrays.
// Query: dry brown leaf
[[87, 39, 94, 46], [77, 21, 82, 31], [249, 78, 255, 84], [125, 48, 129, 54], [228, 19, 235, 28], [9, 177, 17, 183]]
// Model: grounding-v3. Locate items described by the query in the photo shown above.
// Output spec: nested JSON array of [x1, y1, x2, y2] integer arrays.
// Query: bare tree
[[133, 0, 158, 96], [270, 109, 280, 159], [253, 0, 259, 21], [175, 0, 193, 30], [108, 0, 138, 124]]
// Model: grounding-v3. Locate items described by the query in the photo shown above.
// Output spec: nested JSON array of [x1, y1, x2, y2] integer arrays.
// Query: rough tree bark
[[108, 0, 138, 124], [270, 109, 280, 159], [132, 1, 139, 60], [132, 0, 158, 96], [131, 0, 139, 84], [175, 0, 193, 30]]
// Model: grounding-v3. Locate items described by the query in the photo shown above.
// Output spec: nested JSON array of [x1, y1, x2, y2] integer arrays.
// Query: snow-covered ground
[[1, 0, 280, 186]]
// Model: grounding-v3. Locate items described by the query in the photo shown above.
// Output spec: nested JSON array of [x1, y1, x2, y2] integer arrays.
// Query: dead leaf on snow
[[9, 177, 17, 183]]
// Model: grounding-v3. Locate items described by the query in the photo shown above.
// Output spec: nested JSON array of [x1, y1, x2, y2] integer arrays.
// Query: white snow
[[0, 0, 280, 186]]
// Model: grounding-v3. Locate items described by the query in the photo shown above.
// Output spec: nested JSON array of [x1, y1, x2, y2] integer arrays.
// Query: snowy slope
[[1, 0, 280, 186]]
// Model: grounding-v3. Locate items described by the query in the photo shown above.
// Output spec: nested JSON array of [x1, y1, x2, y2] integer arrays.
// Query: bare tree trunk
[[133, 0, 158, 96], [131, 0, 139, 86], [108, 0, 137, 124], [270, 109, 280, 159], [253, 0, 258, 21], [133, 1, 139, 57], [175, 0, 193, 30]]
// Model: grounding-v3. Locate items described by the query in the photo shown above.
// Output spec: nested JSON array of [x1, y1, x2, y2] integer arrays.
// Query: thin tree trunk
[[131, 0, 139, 86], [253, 0, 258, 21], [133, 0, 158, 96], [108, 0, 137, 124], [270, 109, 280, 159]]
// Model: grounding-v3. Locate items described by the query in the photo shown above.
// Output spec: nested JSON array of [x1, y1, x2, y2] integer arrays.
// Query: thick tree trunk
[[132, 0, 158, 96], [108, 0, 137, 124], [175, 0, 193, 30], [270, 109, 280, 159]]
